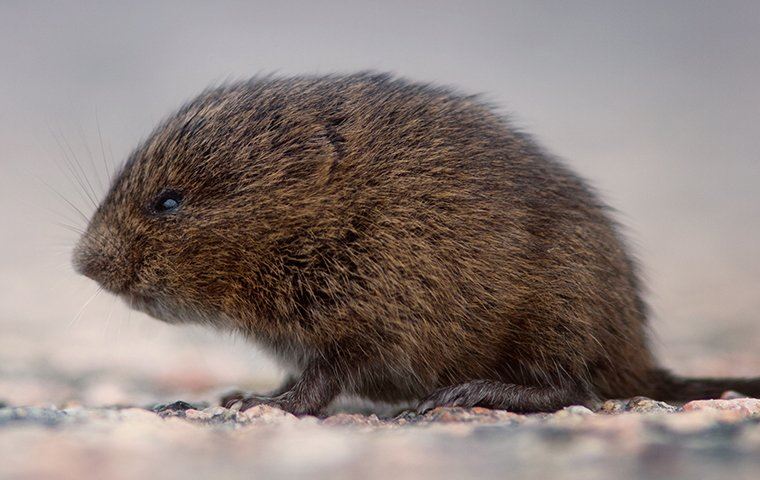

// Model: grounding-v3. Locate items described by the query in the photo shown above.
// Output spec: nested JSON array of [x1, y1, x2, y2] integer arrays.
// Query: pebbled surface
[[2, 397, 760, 480], [2, 328, 760, 480], [2, 311, 759, 480]]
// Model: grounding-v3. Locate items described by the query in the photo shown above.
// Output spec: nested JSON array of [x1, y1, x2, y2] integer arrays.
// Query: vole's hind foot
[[417, 380, 592, 414]]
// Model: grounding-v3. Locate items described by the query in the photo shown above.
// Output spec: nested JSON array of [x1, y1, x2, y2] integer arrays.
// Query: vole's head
[[72, 79, 347, 327]]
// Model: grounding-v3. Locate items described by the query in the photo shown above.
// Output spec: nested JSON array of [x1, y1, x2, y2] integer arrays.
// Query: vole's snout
[[72, 239, 100, 280], [72, 232, 136, 295]]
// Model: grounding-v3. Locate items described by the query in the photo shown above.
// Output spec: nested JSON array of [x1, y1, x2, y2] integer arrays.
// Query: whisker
[[107, 141, 117, 177], [55, 222, 86, 235], [69, 286, 103, 328], [59, 129, 100, 208], [37, 178, 91, 225], [95, 108, 114, 185], [48, 125, 99, 210], [77, 123, 105, 195], [104, 295, 118, 338]]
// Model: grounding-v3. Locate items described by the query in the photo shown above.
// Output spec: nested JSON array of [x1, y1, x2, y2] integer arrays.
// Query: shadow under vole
[[73, 72, 760, 415]]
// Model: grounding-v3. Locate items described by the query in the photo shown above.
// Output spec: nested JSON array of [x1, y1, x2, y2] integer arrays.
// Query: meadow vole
[[73, 72, 760, 415]]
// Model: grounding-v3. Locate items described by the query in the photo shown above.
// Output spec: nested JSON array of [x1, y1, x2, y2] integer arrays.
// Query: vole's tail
[[651, 368, 760, 401]]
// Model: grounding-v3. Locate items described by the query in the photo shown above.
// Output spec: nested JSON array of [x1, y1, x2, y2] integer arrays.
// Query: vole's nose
[[72, 239, 103, 282], [72, 231, 138, 294]]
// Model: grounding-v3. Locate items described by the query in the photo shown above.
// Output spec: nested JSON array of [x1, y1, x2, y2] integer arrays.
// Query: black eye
[[153, 190, 183, 214]]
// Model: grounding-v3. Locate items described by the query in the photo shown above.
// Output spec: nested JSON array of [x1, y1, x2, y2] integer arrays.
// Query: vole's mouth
[[124, 293, 166, 322], [124, 292, 189, 325], [124, 291, 165, 313], [124, 291, 228, 329], [125, 292, 149, 307], [98, 277, 136, 296], [121, 292, 146, 312]]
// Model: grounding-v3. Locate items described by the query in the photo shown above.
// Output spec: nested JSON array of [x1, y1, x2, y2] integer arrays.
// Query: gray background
[[1, 1, 758, 405]]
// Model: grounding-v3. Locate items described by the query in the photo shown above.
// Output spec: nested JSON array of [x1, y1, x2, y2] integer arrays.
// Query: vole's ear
[[312, 117, 348, 187], [287, 116, 348, 188]]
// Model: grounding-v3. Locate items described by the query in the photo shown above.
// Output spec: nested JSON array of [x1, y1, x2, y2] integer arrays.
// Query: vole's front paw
[[221, 392, 276, 410], [235, 392, 315, 416], [238, 394, 277, 411], [220, 390, 248, 408], [221, 391, 287, 412]]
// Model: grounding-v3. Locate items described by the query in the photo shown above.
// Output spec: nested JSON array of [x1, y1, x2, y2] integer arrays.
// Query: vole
[[73, 72, 760, 415]]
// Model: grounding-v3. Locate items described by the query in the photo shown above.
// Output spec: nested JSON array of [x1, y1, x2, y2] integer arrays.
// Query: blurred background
[[1, 0, 758, 408]]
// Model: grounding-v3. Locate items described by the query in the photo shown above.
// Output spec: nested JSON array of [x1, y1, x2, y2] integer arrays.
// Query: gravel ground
[[2, 323, 760, 480], [3, 395, 760, 480]]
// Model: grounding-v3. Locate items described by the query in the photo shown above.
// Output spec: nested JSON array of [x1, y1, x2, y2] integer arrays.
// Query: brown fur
[[73, 72, 760, 414]]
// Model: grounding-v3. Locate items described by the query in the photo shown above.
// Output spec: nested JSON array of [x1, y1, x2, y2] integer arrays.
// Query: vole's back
[[234, 73, 656, 401]]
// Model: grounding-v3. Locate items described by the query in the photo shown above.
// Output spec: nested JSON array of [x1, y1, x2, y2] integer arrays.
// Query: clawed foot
[[218, 355, 340, 417], [417, 380, 594, 414], [417, 381, 490, 414], [238, 393, 291, 412], [221, 390, 315, 416], [220, 390, 247, 408]]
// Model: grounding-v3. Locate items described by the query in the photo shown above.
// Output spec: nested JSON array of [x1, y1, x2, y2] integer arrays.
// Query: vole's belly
[[254, 334, 429, 402], [347, 354, 433, 402], [349, 373, 429, 403], [253, 336, 315, 373]]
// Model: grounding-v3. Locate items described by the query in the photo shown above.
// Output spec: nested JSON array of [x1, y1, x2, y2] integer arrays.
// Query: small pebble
[[243, 404, 298, 424], [624, 396, 678, 413], [203, 406, 228, 417], [321, 413, 383, 427], [153, 400, 203, 414], [721, 390, 746, 400], [183, 409, 212, 422], [599, 399, 628, 414], [682, 398, 760, 417], [560, 405, 595, 416]]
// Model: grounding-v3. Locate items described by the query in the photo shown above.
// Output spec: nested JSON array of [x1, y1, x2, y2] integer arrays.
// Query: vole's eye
[[152, 190, 183, 214]]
